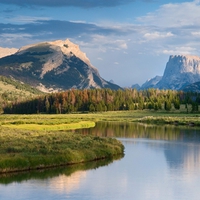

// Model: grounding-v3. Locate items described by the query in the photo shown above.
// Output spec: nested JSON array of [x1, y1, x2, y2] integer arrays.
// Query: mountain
[[131, 84, 140, 90], [0, 39, 121, 92], [156, 55, 200, 90], [0, 47, 18, 58], [140, 76, 162, 90], [181, 81, 200, 92], [138, 55, 200, 91]]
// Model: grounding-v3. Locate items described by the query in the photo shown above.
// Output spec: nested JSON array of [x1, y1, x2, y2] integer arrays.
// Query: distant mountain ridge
[[140, 76, 162, 90], [0, 39, 121, 92], [156, 55, 200, 90], [139, 55, 200, 91]]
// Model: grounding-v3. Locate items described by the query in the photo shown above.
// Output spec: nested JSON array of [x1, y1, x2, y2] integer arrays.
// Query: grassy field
[[1, 109, 200, 128]]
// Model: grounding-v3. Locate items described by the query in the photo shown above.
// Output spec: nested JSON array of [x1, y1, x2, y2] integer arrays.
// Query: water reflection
[[78, 121, 200, 142], [0, 155, 122, 185], [45, 171, 87, 194], [78, 122, 200, 180]]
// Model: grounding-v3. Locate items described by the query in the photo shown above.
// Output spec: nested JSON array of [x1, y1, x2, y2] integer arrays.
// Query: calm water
[[1, 122, 200, 200]]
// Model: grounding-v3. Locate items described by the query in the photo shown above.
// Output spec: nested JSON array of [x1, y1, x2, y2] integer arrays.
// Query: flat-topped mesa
[[168, 55, 200, 74]]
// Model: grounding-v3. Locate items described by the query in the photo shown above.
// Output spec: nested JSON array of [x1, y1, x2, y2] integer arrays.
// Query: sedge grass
[[0, 127, 124, 173], [1, 110, 200, 128]]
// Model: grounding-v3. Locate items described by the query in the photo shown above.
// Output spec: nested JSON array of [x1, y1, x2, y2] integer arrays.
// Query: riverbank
[[1, 110, 200, 128], [0, 127, 124, 173]]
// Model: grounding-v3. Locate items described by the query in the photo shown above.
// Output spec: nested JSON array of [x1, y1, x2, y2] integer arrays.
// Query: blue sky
[[0, 0, 200, 87]]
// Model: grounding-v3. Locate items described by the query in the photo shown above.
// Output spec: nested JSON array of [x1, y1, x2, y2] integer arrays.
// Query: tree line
[[3, 88, 200, 114]]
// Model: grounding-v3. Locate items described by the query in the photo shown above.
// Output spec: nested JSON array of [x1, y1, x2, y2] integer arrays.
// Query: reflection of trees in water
[[0, 154, 123, 185], [79, 122, 200, 174], [78, 122, 200, 142]]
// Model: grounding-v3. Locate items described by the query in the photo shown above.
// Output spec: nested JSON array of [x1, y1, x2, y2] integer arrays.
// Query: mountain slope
[[0, 75, 43, 113], [156, 55, 200, 90], [181, 81, 200, 92], [0, 39, 121, 92], [0, 47, 18, 59], [141, 75, 162, 90]]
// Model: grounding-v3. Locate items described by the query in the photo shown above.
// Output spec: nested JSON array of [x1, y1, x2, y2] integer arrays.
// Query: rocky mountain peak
[[167, 55, 200, 74], [0, 39, 121, 91], [49, 39, 95, 69], [156, 55, 200, 90]]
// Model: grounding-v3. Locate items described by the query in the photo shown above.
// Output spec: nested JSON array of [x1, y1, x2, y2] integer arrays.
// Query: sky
[[0, 0, 200, 87]]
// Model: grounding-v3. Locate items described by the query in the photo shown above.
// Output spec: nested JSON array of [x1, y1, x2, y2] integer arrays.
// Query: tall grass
[[0, 127, 124, 173]]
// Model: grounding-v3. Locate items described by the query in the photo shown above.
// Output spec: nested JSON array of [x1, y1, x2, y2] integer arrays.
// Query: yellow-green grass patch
[[2, 121, 95, 131]]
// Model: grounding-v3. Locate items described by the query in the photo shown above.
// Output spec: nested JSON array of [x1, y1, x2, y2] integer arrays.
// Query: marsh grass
[[1, 110, 200, 128], [0, 154, 123, 185], [0, 127, 124, 173], [2, 121, 95, 131]]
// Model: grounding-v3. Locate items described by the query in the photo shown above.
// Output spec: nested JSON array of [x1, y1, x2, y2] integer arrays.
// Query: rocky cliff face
[[0, 39, 121, 92], [156, 55, 200, 90]]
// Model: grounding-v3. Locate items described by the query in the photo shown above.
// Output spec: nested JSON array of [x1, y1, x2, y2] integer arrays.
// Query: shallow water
[[1, 122, 200, 200]]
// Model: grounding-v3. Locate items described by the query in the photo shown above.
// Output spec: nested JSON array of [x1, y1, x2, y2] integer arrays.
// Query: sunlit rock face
[[156, 55, 200, 90], [0, 39, 121, 92], [0, 47, 18, 58]]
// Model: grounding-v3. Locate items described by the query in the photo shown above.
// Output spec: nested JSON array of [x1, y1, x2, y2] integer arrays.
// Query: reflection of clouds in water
[[165, 144, 200, 183], [47, 171, 87, 194], [122, 139, 200, 200], [142, 139, 200, 184]]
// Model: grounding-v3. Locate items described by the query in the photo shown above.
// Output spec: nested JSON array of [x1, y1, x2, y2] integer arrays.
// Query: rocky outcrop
[[156, 55, 200, 90]]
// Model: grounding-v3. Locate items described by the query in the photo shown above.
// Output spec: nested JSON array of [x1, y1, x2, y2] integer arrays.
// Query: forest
[[3, 88, 200, 114]]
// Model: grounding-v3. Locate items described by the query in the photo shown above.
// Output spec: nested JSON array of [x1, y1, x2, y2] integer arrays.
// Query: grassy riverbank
[[0, 127, 124, 173], [1, 110, 200, 127]]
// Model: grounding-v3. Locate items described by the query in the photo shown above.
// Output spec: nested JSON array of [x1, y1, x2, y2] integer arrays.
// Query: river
[[1, 122, 200, 200]]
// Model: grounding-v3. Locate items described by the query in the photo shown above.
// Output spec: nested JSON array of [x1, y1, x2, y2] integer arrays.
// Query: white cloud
[[144, 32, 174, 40], [191, 31, 200, 36], [8, 16, 50, 24], [137, 1, 200, 27], [163, 46, 197, 55]]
